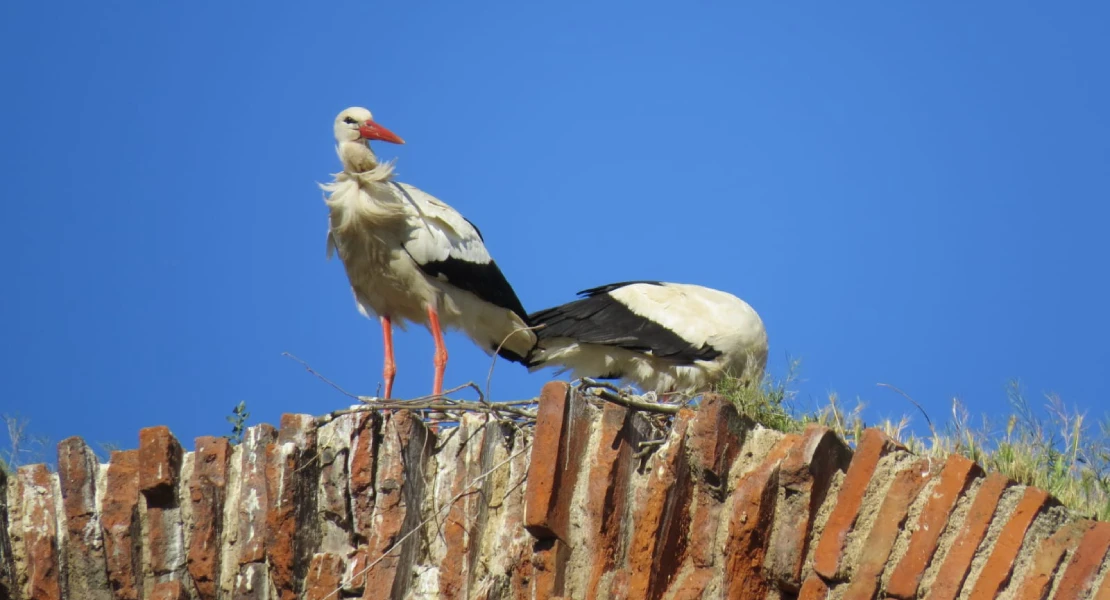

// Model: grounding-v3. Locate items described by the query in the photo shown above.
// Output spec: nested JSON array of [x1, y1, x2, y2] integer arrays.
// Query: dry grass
[[715, 367, 1110, 521], [1, 412, 51, 476]]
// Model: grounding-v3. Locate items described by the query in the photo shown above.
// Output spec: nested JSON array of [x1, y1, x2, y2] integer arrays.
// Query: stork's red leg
[[427, 305, 448, 396], [381, 316, 396, 399]]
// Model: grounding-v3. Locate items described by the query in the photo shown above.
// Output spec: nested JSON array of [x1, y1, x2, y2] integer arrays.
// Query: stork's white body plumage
[[321, 107, 534, 397], [526, 281, 768, 396]]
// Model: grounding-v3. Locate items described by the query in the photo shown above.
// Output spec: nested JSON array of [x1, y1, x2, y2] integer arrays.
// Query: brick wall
[[2, 381, 1108, 599]]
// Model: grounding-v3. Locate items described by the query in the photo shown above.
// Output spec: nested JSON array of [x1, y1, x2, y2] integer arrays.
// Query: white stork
[[525, 281, 768, 397], [320, 106, 535, 398]]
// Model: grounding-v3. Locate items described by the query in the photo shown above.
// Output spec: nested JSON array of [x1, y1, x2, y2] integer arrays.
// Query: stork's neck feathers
[[337, 140, 395, 183]]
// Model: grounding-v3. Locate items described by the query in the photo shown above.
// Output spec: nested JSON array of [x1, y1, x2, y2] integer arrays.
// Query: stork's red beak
[[359, 120, 405, 144]]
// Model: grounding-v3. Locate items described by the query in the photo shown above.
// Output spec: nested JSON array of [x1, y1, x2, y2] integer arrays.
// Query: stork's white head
[[333, 107, 405, 145], [333, 106, 405, 177]]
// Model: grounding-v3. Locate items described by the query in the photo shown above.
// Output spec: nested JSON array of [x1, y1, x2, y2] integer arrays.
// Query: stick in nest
[[284, 351, 542, 429], [579, 378, 682, 415], [485, 323, 545, 402], [283, 352, 360, 400]]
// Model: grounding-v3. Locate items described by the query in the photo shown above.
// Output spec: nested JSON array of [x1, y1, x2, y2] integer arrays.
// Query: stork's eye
[[343, 116, 358, 125]]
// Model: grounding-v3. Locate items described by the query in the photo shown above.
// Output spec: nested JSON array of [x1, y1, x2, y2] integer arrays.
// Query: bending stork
[[525, 281, 768, 397], [321, 106, 535, 398]]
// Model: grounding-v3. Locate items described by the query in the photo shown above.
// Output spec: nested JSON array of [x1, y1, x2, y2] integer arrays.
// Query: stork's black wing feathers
[[388, 182, 529, 321], [528, 287, 721, 364], [412, 255, 530, 320], [575, 280, 665, 298]]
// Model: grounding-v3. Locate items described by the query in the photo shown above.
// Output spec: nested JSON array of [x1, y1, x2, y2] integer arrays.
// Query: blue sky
[[1, 2, 1107, 458]]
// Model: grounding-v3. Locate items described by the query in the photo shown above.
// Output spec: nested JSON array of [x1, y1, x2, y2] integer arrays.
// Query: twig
[[485, 324, 545, 402], [282, 352, 359, 400], [580, 379, 681, 415], [320, 442, 533, 600], [633, 438, 667, 459], [580, 378, 625, 395], [361, 382, 485, 405], [499, 400, 541, 407], [877, 383, 936, 436]]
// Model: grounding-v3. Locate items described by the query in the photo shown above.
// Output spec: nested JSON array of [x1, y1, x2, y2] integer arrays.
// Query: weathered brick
[[766, 424, 852, 591], [101, 449, 142, 600], [147, 503, 185, 576], [1053, 520, 1110, 599], [0, 467, 13, 600], [316, 412, 358, 543], [798, 574, 831, 600], [685, 395, 749, 493], [267, 414, 318, 600], [524, 382, 569, 540], [57, 436, 113, 600], [841, 457, 933, 600], [1097, 561, 1110, 600], [360, 411, 429, 598], [525, 382, 594, 542], [531, 538, 568, 600], [343, 546, 370, 596], [886, 454, 982, 599], [139, 426, 187, 580], [967, 486, 1051, 600], [670, 568, 714, 600], [236, 424, 277, 566], [500, 433, 538, 600], [233, 563, 269, 600], [584, 403, 631, 600], [723, 460, 781, 599], [437, 415, 490, 599], [683, 396, 751, 572], [763, 432, 801, 466], [510, 540, 537, 600], [14, 464, 61, 600], [232, 424, 277, 600], [149, 580, 186, 600], [187, 436, 230, 600], [813, 428, 905, 580], [927, 471, 1011, 600], [304, 552, 346, 600], [349, 412, 379, 539], [625, 410, 694, 600], [1014, 520, 1093, 600], [138, 425, 184, 505]]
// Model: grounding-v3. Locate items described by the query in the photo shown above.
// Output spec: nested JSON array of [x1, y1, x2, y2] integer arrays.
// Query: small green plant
[[712, 365, 1110, 521], [225, 401, 250, 445], [714, 356, 803, 433]]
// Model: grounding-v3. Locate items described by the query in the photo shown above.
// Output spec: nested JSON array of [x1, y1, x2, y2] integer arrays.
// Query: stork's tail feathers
[[521, 306, 570, 370], [478, 312, 538, 368]]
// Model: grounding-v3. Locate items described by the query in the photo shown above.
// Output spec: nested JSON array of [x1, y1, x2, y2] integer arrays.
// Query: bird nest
[[312, 378, 691, 430], [313, 382, 541, 429], [291, 351, 688, 434]]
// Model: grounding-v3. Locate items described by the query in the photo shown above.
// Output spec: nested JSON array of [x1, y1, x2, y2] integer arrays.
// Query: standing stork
[[525, 281, 768, 397], [321, 106, 535, 398]]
